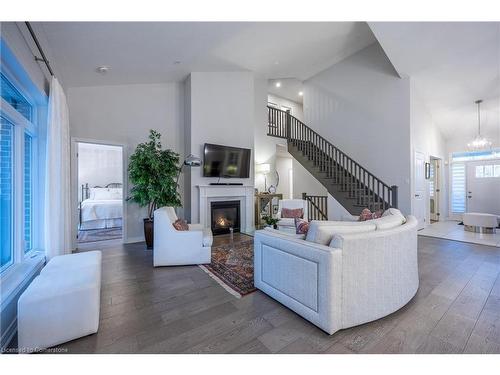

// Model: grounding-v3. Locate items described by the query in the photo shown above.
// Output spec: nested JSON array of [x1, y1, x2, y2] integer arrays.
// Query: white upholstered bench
[[17, 251, 102, 353], [463, 213, 499, 234]]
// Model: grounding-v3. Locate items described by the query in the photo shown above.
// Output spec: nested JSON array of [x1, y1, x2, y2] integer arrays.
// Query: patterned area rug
[[201, 234, 256, 297], [78, 227, 122, 243]]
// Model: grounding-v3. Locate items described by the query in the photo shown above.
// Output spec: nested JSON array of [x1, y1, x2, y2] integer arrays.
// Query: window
[[0, 117, 14, 270], [0, 72, 32, 122], [429, 162, 435, 198], [24, 133, 33, 252], [452, 149, 500, 162], [0, 65, 40, 274], [474, 164, 500, 178], [451, 163, 466, 213]]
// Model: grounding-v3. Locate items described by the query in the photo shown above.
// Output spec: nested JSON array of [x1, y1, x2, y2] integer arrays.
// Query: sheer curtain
[[44, 77, 71, 260]]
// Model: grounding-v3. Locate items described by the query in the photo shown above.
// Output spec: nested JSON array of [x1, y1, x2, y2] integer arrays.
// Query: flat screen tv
[[203, 143, 251, 178]]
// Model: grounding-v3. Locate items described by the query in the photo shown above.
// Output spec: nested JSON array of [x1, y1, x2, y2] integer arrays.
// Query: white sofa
[[153, 206, 212, 266], [254, 211, 418, 335], [277, 199, 309, 232], [17, 251, 102, 352]]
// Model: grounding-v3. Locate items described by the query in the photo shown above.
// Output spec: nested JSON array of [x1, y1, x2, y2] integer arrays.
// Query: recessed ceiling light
[[96, 66, 110, 74], [275, 82, 281, 88], [298, 91, 303, 96]]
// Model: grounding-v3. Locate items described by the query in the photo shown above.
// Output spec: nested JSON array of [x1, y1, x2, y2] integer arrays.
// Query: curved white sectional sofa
[[253, 212, 419, 335]]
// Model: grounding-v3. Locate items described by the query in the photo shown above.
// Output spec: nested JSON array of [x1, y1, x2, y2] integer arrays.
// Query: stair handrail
[[268, 105, 398, 209]]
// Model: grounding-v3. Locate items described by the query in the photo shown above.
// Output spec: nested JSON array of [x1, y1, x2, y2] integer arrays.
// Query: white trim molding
[[198, 185, 255, 233]]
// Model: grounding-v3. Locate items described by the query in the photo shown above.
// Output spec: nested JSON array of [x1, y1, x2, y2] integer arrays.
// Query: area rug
[[199, 234, 256, 297], [78, 227, 122, 243]]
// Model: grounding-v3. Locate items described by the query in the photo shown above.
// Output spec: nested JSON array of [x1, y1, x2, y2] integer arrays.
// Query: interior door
[[466, 160, 500, 215], [429, 158, 441, 221], [414, 151, 426, 230]]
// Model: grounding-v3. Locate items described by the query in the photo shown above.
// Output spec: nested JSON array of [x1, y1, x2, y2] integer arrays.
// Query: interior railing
[[268, 106, 398, 211], [302, 193, 328, 221]]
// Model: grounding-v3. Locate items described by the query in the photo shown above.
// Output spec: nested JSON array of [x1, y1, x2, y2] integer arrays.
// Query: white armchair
[[153, 207, 212, 267], [277, 199, 309, 232]]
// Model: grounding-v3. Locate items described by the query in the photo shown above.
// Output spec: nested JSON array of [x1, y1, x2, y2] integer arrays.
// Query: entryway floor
[[419, 220, 500, 247]]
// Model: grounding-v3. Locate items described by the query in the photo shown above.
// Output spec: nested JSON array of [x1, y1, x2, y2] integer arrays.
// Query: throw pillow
[[172, 219, 189, 231], [281, 208, 304, 219], [358, 208, 383, 221], [382, 208, 407, 224], [295, 217, 309, 235]]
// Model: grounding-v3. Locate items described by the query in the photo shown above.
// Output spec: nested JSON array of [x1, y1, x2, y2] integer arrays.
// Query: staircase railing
[[268, 106, 398, 211], [302, 193, 328, 221]]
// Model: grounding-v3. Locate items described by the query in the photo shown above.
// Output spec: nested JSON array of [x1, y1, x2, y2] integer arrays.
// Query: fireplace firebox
[[210, 200, 241, 235]]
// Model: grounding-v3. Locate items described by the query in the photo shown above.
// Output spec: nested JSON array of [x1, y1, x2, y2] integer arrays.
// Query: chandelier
[[467, 99, 492, 151]]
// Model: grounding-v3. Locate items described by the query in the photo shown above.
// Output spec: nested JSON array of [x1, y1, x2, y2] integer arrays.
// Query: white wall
[[77, 143, 123, 202], [292, 159, 328, 199], [410, 83, 449, 222], [67, 83, 184, 242], [267, 93, 304, 122], [275, 156, 293, 199], [253, 78, 279, 193], [303, 43, 412, 214], [185, 72, 255, 223]]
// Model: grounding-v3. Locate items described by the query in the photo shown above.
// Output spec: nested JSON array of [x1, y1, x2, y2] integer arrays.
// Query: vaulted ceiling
[[31, 22, 500, 142], [34, 21, 375, 88], [370, 22, 500, 141]]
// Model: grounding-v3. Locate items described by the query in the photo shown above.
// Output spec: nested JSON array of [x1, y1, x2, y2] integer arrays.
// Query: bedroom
[[76, 142, 124, 244]]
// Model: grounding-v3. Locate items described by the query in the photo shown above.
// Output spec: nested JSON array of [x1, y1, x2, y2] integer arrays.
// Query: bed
[[79, 183, 123, 230]]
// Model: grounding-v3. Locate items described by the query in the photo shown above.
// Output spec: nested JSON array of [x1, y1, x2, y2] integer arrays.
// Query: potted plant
[[128, 129, 181, 249], [262, 215, 280, 229]]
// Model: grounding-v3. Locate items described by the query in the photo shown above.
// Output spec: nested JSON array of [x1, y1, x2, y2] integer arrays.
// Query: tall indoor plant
[[128, 129, 181, 248]]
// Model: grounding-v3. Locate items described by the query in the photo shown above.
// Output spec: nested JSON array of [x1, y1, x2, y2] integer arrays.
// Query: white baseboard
[[124, 236, 144, 244]]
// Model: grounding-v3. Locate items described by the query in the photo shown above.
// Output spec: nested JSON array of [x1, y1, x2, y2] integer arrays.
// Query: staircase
[[267, 106, 398, 215]]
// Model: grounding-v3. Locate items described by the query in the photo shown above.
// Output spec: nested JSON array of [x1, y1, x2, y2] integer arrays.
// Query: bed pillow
[[281, 208, 304, 219], [172, 219, 189, 231], [107, 188, 123, 200], [90, 187, 122, 200]]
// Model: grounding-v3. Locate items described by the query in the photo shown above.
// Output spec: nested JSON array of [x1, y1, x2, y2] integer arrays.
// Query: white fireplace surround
[[198, 185, 255, 233]]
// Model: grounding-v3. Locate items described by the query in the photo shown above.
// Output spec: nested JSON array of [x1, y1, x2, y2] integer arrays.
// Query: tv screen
[[203, 143, 251, 178]]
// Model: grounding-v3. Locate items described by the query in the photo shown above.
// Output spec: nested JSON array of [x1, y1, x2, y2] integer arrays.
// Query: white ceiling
[[34, 22, 375, 88], [268, 78, 304, 104], [369, 22, 500, 141]]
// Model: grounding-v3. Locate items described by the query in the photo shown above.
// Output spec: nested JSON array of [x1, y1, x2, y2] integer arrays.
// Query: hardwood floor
[[28, 235, 500, 353]]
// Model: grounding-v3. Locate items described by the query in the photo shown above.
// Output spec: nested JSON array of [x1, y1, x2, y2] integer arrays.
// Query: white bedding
[[80, 199, 123, 223]]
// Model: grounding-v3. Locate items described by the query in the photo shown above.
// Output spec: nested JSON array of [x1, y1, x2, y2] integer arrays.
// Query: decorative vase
[[143, 218, 154, 249]]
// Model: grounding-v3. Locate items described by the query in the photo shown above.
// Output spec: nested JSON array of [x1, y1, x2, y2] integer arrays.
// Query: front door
[[414, 151, 426, 230], [466, 160, 500, 215]]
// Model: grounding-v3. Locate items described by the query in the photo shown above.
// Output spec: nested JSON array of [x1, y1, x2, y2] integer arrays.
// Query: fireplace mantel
[[198, 185, 254, 233]]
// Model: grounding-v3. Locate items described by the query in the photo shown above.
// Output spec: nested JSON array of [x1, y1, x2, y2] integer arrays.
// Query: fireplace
[[210, 200, 241, 235]]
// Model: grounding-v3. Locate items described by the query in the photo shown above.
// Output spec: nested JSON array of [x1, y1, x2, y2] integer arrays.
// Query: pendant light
[[467, 99, 492, 151]]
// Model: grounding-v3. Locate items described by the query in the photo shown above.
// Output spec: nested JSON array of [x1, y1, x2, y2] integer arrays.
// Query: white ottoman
[[463, 213, 499, 234], [17, 251, 102, 353]]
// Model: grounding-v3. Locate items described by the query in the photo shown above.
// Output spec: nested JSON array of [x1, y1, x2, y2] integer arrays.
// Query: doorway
[[466, 160, 500, 215], [76, 142, 124, 244], [429, 157, 441, 222], [413, 150, 426, 230]]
